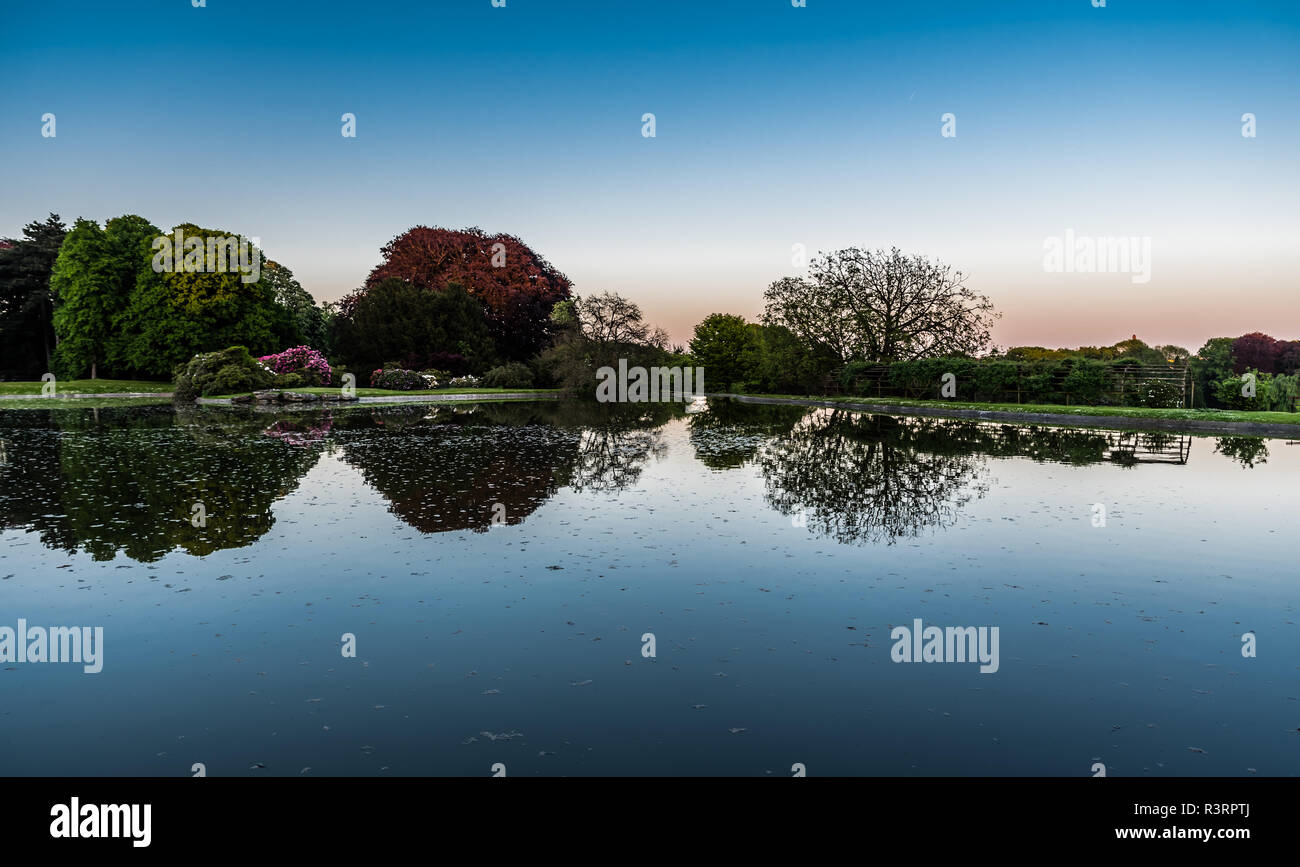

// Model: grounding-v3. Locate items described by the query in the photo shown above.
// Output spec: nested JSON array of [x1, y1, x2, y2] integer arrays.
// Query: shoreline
[[195, 391, 561, 407], [711, 393, 1300, 437]]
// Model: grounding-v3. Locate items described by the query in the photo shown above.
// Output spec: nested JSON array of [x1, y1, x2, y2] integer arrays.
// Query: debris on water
[[728, 728, 746, 734], [250, 762, 266, 769], [571, 679, 592, 687], [690, 704, 708, 710], [480, 731, 522, 741], [299, 767, 311, 775], [1187, 747, 1206, 754], [481, 689, 500, 695]]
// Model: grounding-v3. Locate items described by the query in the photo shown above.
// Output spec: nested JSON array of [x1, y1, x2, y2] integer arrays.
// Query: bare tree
[[577, 292, 667, 352], [763, 247, 999, 363]]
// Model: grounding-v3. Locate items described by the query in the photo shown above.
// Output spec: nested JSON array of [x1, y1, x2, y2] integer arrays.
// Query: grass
[[0, 379, 172, 395], [0, 396, 172, 410], [733, 393, 1300, 426], [206, 386, 560, 399]]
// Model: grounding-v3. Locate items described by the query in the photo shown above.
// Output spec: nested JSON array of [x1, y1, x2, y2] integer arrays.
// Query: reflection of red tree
[[263, 417, 333, 447]]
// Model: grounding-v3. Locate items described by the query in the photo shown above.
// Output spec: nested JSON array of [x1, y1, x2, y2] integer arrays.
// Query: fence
[[822, 360, 1192, 409]]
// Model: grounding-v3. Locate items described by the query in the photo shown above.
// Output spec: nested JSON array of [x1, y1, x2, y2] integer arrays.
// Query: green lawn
[[0, 396, 172, 410], [206, 386, 560, 399], [0, 379, 172, 395], [736, 393, 1300, 426]]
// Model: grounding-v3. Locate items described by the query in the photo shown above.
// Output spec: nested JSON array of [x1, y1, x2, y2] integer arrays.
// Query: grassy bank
[[727, 393, 1300, 430], [0, 379, 172, 395], [0, 396, 172, 410], [208, 386, 561, 399]]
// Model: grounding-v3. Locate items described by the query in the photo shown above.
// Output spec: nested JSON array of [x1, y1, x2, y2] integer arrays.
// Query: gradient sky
[[2, 0, 1297, 351]]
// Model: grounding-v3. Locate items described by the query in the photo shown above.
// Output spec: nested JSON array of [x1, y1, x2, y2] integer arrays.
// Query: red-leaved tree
[[359, 226, 572, 361], [1231, 332, 1280, 374]]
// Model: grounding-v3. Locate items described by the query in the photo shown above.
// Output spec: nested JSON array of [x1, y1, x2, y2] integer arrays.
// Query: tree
[[116, 224, 283, 378], [1232, 332, 1279, 374], [1190, 337, 1235, 408], [537, 292, 670, 393], [689, 313, 759, 390], [263, 260, 330, 353], [762, 247, 999, 363], [1276, 340, 1300, 375], [0, 213, 67, 378], [51, 215, 159, 379], [333, 278, 494, 374], [363, 226, 572, 361]]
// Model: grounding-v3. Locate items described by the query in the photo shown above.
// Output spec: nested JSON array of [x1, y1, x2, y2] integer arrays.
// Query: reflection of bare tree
[[759, 409, 989, 545], [565, 426, 666, 492]]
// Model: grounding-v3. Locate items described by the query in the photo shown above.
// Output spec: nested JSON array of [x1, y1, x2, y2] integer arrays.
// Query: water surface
[[0, 400, 1295, 776]]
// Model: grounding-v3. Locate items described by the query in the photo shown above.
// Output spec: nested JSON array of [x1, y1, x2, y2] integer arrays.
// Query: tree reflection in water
[[757, 409, 991, 546]]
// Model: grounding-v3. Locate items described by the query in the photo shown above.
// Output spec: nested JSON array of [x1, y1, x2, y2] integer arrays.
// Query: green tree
[[0, 213, 67, 378], [263, 260, 330, 353], [52, 215, 160, 379], [332, 277, 495, 374], [1191, 337, 1235, 408], [117, 224, 283, 378], [689, 313, 759, 390]]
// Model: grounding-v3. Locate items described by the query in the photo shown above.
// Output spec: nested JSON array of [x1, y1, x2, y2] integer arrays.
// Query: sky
[[1, 0, 1297, 351]]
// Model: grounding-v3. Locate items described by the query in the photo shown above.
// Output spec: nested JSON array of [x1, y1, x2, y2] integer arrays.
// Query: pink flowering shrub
[[258, 346, 331, 386]]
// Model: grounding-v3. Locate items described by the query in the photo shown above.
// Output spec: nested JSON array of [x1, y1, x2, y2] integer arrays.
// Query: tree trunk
[[91, 360, 97, 380]]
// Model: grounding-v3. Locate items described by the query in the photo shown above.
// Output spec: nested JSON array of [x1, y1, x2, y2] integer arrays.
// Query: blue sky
[[2, 0, 1297, 349]]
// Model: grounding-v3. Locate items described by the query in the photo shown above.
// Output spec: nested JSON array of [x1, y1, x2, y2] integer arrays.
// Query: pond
[[0, 399, 1295, 776]]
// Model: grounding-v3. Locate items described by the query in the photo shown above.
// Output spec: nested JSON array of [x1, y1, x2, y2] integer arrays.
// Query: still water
[[0, 400, 1295, 776]]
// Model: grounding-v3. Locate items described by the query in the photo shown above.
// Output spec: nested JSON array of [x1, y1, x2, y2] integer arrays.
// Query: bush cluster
[[172, 346, 274, 400], [369, 368, 426, 390]]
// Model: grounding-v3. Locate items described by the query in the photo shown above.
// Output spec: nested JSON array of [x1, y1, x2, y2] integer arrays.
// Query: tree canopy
[[360, 226, 572, 361], [762, 247, 999, 363]]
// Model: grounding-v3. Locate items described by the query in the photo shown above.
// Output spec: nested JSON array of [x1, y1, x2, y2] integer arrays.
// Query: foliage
[[369, 368, 427, 390], [263, 261, 331, 353], [172, 346, 274, 400], [258, 345, 331, 386], [1215, 372, 1263, 410], [1232, 332, 1279, 374], [333, 278, 494, 376], [689, 314, 758, 391], [50, 215, 160, 379], [482, 362, 535, 388], [0, 213, 67, 379], [762, 247, 999, 363], [538, 293, 673, 395], [118, 224, 284, 378], [359, 226, 571, 361]]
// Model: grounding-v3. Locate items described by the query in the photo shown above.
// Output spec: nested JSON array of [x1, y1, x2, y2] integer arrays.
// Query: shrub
[[1215, 372, 1263, 410], [274, 372, 305, 389], [481, 362, 534, 389], [370, 368, 426, 390], [447, 374, 481, 388], [172, 346, 275, 400], [258, 345, 331, 385], [1128, 377, 1184, 408]]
